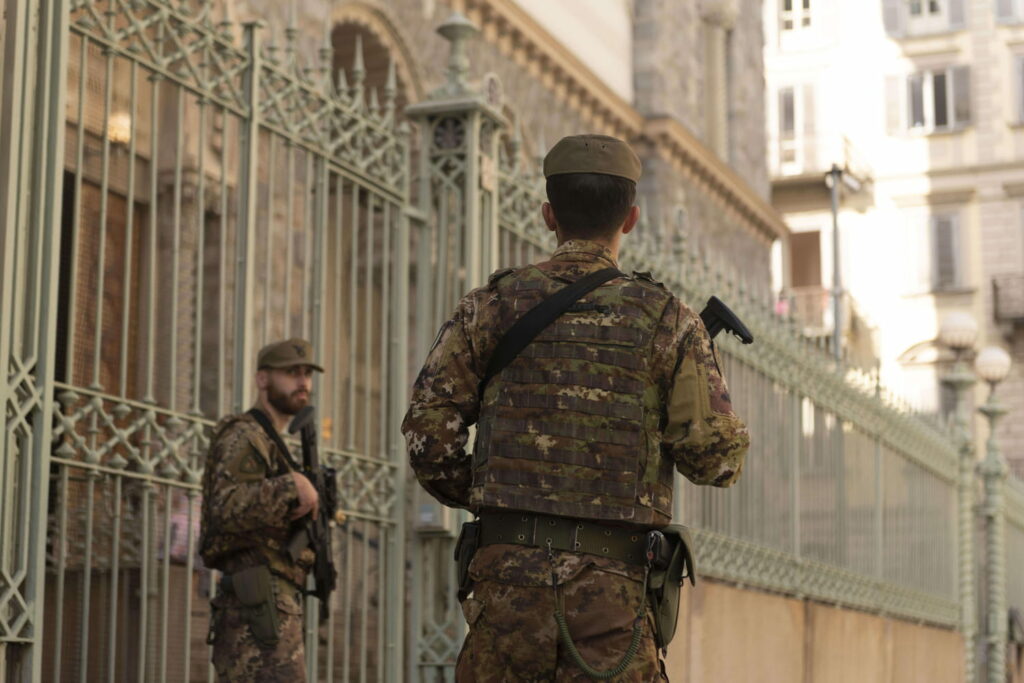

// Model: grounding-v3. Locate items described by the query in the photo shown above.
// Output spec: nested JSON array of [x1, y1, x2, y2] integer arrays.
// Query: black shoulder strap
[[479, 267, 623, 393], [247, 408, 302, 472]]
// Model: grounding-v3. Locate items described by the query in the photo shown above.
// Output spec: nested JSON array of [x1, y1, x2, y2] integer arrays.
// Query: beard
[[266, 380, 309, 416]]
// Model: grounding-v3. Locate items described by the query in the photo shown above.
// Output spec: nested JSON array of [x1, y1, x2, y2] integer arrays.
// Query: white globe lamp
[[975, 346, 1012, 386], [939, 312, 978, 353]]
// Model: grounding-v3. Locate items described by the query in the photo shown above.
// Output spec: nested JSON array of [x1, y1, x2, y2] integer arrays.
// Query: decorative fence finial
[[351, 33, 366, 107], [435, 12, 479, 97], [384, 60, 397, 121]]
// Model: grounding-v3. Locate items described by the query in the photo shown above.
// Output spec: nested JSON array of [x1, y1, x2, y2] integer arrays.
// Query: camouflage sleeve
[[205, 425, 299, 533], [660, 300, 749, 487], [401, 296, 481, 509]]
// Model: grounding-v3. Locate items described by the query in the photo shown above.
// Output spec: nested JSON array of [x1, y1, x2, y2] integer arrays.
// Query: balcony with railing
[[784, 286, 878, 369], [770, 134, 873, 206], [993, 274, 1024, 324]]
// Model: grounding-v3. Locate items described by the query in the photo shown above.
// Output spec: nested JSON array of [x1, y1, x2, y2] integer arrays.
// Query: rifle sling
[[247, 408, 303, 473], [479, 267, 623, 394]]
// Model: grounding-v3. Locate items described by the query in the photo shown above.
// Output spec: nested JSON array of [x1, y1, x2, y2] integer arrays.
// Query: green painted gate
[[3, 2, 1022, 682]]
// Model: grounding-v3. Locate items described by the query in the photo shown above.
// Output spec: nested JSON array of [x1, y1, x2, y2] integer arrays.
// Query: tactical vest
[[469, 266, 676, 527]]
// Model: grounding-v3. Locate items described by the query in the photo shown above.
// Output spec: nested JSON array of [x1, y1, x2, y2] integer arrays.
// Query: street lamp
[[940, 312, 979, 355], [975, 345, 1012, 683], [939, 311, 979, 682], [823, 165, 864, 368]]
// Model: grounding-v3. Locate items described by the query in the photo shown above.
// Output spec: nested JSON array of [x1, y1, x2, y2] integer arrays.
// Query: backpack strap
[[479, 267, 623, 394]]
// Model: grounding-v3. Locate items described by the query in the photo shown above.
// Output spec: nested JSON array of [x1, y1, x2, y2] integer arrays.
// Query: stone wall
[[665, 579, 966, 683]]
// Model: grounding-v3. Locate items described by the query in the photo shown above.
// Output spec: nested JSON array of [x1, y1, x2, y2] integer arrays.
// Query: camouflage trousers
[[209, 584, 306, 682], [455, 545, 667, 682]]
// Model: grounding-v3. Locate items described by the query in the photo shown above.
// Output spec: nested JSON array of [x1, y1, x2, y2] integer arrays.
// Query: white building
[[764, 0, 1024, 466]]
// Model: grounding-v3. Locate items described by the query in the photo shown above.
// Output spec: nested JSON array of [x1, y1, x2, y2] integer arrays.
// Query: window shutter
[[951, 66, 971, 126], [948, 0, 965, 29], [932, 215, 959, 289], [886, 75, 903, 135], [780, 88, 795, 136], [803, 84, 816, 169], [997, 0, 1016, 23], [904, 212, 931, 293], [1017, 56, 1024, 122], [882, 0, 905, 36]]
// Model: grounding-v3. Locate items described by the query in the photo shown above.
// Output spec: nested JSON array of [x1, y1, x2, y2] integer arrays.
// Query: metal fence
[[1007, 479, 1024, 640], [7, 1, 410, 680], [1, 1, 1018, 681]]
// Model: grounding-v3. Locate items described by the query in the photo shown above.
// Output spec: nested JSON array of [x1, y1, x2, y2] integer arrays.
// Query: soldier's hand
[[290, 472, 320, 521]]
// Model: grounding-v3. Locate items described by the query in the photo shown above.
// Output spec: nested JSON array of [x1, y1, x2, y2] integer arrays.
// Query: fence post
[[979, 384, 1009, 683], [233, 22, 263, 413], [0, 0, 70, 679], [403, 12, 509, 678], [945, 357, 978, 681]]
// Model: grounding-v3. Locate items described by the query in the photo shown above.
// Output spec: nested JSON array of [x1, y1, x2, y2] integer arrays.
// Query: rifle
[[286, 405, 341, 621], [699, 296, 754, 344]]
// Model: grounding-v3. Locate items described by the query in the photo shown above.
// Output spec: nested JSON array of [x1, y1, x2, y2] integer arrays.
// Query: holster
[[645, 524, 696, 651], [228, 565, 281, 647], [454, 520, 482, 602]]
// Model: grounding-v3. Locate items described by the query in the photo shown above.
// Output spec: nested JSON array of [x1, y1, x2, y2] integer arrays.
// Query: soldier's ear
[[621, 205, 639, 236], [541, 202, 558, 233], [255, 368, 269, 390]]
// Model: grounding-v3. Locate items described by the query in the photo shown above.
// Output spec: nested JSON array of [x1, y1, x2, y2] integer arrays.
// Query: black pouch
[[454, 520, 481, 602], [206, 601, 221, 645], [645, 524, 696, 651], [231, 565, 281, 647]]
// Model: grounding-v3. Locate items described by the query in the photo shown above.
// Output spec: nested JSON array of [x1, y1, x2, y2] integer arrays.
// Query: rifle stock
[[699, 296, 754, 344]]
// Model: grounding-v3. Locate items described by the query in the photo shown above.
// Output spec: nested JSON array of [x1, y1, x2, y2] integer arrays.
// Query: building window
[[931, 214, 962, 290], [998, 0, 1023, 23], [883, 0, 965, 35], [908, 0, 942, 16], [905, 67, 971, 132], [1015, 55, 1024, 121], [776, 84, 815, 173], [908, 0, 948, 31], [781, 0, 812, 30], [779, 87, 796, 163]]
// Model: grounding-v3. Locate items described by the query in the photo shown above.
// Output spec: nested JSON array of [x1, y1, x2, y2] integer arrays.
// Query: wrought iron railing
[[4, 2, 1014, 681], [993, 273, 1024, 323], [488, 139, 960, 629]]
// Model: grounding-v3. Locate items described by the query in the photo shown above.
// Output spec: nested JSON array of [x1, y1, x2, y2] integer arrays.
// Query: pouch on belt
[[231, 565, 281, 647], [454, 520, 482, 602], [646, 524, 697, 651]]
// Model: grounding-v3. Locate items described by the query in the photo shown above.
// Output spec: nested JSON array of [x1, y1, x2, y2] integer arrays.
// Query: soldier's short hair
[[545, 173, 636, 239]]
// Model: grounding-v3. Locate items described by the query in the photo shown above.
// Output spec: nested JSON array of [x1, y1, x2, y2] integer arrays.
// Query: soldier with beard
[[200, 338, 323, 681]]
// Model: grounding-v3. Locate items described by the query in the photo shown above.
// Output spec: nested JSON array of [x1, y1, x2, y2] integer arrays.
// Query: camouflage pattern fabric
[[404, 239, 749, 679], [456, 544, 666, 682], [402, 239, 749, 517], [200, 410, 313, 586], [210, 581, 306, 682], [200, 410, 314, 675]]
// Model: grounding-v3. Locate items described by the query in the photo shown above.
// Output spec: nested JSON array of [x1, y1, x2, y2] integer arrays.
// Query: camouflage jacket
[[402, 239, 749, 520], [199, 409, 313, 588]]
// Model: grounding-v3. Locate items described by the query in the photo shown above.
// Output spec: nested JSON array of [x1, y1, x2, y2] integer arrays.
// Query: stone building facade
[[232, 0, 784, 287], [764, 0, 1024, 470]]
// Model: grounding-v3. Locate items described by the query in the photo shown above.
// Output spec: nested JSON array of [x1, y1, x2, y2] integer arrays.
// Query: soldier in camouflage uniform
[[403, 135, 750, 681], [200, 338, 324, 682]]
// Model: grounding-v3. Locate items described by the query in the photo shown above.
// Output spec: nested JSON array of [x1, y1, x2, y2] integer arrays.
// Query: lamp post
[[939, 312, 979, 682], [975, 346, 1012, 683], [825, 165, 843, 367], [823, 165, 862, 368]]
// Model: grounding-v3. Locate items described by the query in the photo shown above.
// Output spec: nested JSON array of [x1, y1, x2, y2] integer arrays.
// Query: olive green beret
[[257, 338, 324, 372], [542, 134, 642, 183]]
